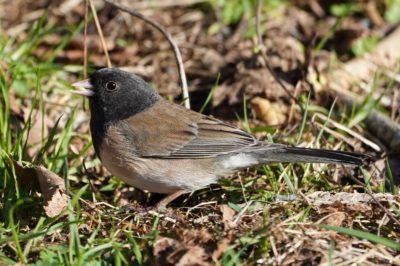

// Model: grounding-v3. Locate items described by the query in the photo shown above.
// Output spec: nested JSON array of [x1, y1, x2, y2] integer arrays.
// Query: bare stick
[[83, 0, 89, 78], [255, 0, 304, 113], [103, 0, 190, 109], [89, 0, 112, 68]]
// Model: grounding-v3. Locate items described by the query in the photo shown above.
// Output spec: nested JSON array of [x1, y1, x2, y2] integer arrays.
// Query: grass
[[0, 2, 399, 265], [318, 225, 400, 251]]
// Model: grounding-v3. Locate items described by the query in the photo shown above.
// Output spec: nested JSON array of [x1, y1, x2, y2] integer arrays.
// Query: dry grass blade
[[83, 0, 89, 78], [311, 113, 381, 151], [89, 0, 112, 68]]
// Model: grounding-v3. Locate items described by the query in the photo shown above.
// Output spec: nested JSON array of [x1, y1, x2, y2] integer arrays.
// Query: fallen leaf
[[13, 160, 38, 189], [251, 97, 287, 125], [36, 165, 69, 217], [153, 236, 211, 266], [220, 204, 236, 229], [13, 160, 69, 217]]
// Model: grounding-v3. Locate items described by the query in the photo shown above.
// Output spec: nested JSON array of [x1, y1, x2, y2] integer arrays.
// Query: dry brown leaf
[[13, 161, 69, 217], [220, 204, 236, 229], [36, 165, 69, 217], [13, 160, 39, 188], [153, 236, 211, 266], [251, 97, 287, 125]]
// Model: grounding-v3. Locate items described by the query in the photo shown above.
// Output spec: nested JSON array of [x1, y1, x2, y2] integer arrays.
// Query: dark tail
[[281, 147, 368, 165], [254, 145, 368, 165]]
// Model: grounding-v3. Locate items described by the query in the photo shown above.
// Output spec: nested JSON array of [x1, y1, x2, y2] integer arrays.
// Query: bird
[[71, 68, 367, 209]]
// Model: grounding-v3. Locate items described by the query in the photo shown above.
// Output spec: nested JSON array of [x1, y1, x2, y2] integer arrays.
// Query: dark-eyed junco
[[72, 68, 367, 208]]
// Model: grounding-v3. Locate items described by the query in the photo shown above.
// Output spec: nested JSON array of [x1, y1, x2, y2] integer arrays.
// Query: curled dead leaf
[[153, 236, 210, 266], [13, 160, 69, 217], [36, 165, 69, 218], [251, 97, 287, 125]]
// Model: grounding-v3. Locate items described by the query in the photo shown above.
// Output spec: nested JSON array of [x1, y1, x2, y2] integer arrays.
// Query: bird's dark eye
[[106, 81, 117, 91]]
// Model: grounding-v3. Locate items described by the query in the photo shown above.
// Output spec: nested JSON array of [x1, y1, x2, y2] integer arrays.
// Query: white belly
[[99, 144, 217, 194]]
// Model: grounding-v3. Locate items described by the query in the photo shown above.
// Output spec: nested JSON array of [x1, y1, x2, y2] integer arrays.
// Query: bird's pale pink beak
[[70, 79, 95, 97]]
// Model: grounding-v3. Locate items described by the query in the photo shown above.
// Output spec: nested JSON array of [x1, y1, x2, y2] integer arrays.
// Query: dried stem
[[103, 0, 190, 109], [83, 0, 89, 78], [255, 0, 304, 113], [89, 0, 112, 68]]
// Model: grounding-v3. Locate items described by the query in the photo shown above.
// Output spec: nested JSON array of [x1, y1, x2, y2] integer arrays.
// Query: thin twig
[[256, 0, 263, 47], [185, 201, 217, 216], [89, 0, 112, 68], [348, 174, 400, 225], [103, 0, 190, 109], [83, 0, 89, 79], [255, 0, 304, 113]]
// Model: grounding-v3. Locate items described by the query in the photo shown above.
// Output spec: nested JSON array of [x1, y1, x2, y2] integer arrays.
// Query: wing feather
[[119, 99, 259, 158]]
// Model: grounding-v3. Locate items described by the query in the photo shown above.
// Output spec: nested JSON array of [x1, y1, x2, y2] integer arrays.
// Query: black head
[[87, 68, 161, 123]]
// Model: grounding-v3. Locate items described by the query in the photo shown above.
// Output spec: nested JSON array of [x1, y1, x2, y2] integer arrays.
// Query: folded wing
[[119, 99, 261, 158]]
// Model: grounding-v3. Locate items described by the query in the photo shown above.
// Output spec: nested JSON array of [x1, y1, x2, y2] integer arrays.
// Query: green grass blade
[[318, 225, 400, 251], [124, 233, 143, 265], [199, 73, 220, 113], [33, 115, 63, 164], [296, 91, 311, 145], [81, 242, 115, 261], [315, 98, 336, 145], [8, 199, 28, 264]]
